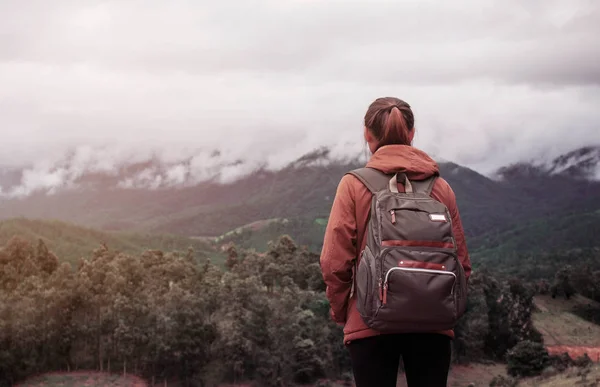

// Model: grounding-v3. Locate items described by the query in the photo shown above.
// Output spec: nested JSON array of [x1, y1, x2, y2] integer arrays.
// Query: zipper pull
[[383, 282, 388, 305], [378, 278, 383, 301], [390, 210, 396, 224]]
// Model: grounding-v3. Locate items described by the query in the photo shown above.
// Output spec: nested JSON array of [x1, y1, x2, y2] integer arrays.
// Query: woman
[[320, 97, 472, 387]]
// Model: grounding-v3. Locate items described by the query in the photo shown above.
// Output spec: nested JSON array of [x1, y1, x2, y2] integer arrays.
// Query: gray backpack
[[348, 167, 468, 333]]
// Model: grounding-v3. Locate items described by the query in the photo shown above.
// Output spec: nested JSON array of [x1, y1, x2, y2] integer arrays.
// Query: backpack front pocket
[[380, 202, 453, 245], [374, 264, 457, 331]]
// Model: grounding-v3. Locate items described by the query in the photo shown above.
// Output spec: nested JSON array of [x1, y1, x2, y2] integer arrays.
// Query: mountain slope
[[546, 146, 600, 180], [214, 147, 600, 256], [0, 146, 598, 258], [0, 218, 219, 265], [495, 145, 600, 181], [0, 160, 527, 239], [0, 158, 354, 236], [469, 210, 600, 259]]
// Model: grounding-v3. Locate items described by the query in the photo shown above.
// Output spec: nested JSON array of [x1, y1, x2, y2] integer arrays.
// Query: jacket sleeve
[[446, 185, 472, 281], [320, 174, 357, 324]]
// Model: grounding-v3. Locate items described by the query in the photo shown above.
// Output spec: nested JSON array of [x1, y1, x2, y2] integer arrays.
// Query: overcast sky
[[1, 0, 599, 179]]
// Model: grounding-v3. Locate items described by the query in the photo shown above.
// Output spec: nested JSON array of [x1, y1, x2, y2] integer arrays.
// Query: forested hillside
[[5, 234, 593, 387]]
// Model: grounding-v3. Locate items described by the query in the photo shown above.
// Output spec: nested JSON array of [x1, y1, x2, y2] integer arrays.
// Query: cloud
[[0, 0, 599, 191]]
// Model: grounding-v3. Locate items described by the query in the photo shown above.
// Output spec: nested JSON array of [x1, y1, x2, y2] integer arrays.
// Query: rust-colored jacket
[[320, 145, 472, 344]]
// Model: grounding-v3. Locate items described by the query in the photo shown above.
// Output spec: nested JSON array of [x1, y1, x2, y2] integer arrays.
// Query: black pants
[[347, 333, 451, 387]]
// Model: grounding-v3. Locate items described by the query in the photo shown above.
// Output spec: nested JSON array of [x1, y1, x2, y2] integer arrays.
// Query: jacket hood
[[365, 145, 439, 180]]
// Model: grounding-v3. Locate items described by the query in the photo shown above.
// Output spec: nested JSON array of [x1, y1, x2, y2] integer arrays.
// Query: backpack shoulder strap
[[410, 175, 439, 196], [346, 167, 391, 193]]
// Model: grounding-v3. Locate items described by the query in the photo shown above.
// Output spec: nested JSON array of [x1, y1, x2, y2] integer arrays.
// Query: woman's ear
[[364, 126, 378, 154], [364, 126, 374, 143], [408, 128, 415, 144]]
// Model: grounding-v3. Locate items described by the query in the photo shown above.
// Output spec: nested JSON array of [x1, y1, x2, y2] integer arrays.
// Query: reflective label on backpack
[[429, 214, 448, 222]]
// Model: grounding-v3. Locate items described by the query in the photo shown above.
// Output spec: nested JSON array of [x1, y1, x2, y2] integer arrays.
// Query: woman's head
[[364, 97, 415, 153]]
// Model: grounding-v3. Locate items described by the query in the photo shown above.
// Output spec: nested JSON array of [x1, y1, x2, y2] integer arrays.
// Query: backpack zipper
[[385, 196, 438, 202], [382, 267, 456, 305], [389, 207, 445, 225]]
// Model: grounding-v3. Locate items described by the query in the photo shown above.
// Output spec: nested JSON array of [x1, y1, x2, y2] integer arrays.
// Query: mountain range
[[0, 145, 599, 260]]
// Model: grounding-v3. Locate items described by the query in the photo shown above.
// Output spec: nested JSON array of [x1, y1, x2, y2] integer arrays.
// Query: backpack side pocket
[[356, 247, 376, 323]]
